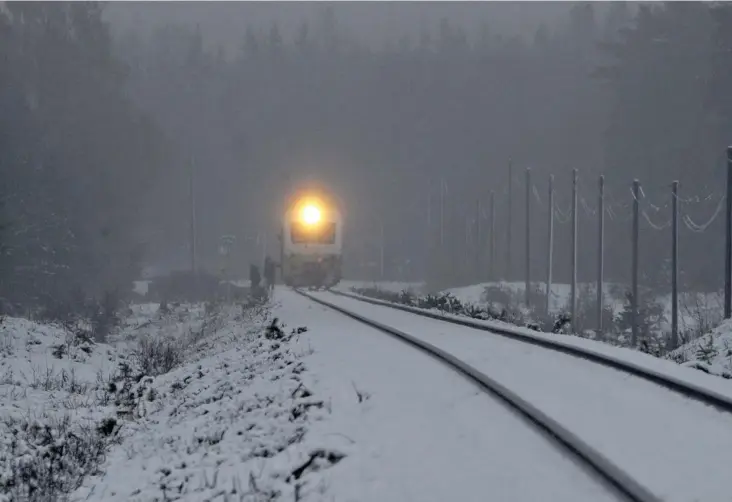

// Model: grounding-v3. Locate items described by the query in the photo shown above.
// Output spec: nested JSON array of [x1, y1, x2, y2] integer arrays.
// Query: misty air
[[2, 2, 732, 501]]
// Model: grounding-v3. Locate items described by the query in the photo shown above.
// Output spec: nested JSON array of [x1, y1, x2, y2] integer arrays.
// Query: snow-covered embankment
[[1, 300, 344, 501]]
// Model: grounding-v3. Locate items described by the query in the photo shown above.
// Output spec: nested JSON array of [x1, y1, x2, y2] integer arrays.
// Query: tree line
[[117, 2, 732, 290], [3, 2, 732, 314], [0, 3, 171, 313]]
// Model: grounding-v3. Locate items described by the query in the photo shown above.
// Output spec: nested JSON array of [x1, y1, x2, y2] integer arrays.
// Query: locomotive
[[279, 188, 343, 289]]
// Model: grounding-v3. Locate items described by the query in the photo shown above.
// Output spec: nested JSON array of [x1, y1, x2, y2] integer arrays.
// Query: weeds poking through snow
[[1, 299, 280, 502], [133, 336, 184, 376], [265, 318, 286, 340], [287, 449, 346, 482], [351, 382, 370, 403], [350, 285, 675, 358], [0, 415, 112, 501], [2, 295, 339, 502]]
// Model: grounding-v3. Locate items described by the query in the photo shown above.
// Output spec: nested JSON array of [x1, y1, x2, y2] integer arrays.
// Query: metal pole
[[380, 221, 385, 280], [725, 146, 732, 318], [440, 179, 445, 248], [189, 156, 197, 274], [525, 168, 531, 307], [426, 178, 433, 282], [632, 179, 640, 347], [465, 215, 470, 280], [571, 168, 578, 328], [546, 174, 554, 316], [597, 175, 605, 336], [427, 178, 433, 244], [671, 180, 679, 349], [489, 190, 496, 282], [475, 198, 482, 279], [507, 159, 513, 281]]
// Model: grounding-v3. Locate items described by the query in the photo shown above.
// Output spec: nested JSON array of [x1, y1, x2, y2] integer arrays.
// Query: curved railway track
[[327, 288, 732, 414], [295, 288, 662, 502]]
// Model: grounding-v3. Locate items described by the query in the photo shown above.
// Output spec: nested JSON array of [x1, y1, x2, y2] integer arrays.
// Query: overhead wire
[[682, 194, 726, 233]]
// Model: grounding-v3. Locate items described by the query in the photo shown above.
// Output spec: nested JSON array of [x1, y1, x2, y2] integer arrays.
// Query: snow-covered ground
[[72, 302, 340, 502], [338, 279, 425, 295], [0, 289, 631, 502], [0, 315, 135, 501], [348, 280, 727, 360], [7, 283, 732, 501], [268, 289, 621, 502], [312, 291, 732, 502], [442, 281, 723, 336], [668, 318, 732, 378], [1, 301, 313, 501]]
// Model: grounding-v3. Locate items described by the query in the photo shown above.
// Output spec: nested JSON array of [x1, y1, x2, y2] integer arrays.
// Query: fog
[[2, 1, 731, 310], [106, 2, 574, 54]]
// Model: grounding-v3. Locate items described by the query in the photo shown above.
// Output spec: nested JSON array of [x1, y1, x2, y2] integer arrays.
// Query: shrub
[[1, 415, 112, 501], [133, 336, 184, 376]]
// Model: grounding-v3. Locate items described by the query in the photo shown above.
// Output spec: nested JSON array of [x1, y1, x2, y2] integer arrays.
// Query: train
[[279, 188, 343, 289]]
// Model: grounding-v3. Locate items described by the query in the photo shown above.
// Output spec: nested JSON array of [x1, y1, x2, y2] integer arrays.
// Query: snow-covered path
[[275, 289, 621, 502], [310, 290, 732, 502]]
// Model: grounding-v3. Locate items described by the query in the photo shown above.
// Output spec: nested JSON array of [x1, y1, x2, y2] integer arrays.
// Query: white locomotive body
[[280, 191, 343, 288]]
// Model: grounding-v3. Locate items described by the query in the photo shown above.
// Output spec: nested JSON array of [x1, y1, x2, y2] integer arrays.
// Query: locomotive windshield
[[290, 221, 336, 244]]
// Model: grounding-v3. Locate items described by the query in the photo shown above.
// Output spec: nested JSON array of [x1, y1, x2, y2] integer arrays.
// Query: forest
[[2, 2, 732, 314]]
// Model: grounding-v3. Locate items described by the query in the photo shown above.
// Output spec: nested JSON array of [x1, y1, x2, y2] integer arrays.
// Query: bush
[[679, 291, 723, 345], [1, 415, 113, 501], [350, 284, 670, 354], [133, 336, 184, 376], [352, 287, 509, 325], [615, 290, 666, 344]]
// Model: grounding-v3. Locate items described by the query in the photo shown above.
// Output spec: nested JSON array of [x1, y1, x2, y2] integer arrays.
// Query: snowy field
[[1, 290, 626, 502], [5, 279, 732, 501]]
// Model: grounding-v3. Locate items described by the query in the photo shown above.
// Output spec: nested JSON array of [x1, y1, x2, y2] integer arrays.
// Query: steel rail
[[329, 288, 732, 414], [296, 288, 661, 502]]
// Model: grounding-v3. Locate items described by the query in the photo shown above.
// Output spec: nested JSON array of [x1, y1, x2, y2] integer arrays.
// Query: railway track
[[294, 287, 662, 502], [328, 288, 732, 414]]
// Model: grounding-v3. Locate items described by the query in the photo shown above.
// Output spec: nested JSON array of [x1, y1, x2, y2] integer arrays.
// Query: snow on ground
[[0, 315, 135, 500], [336, 287, 732, 399], [668, 318, 732, 378], [0, 317, 124, 423], [56, 288, 620, 502], [133, 281, 151, 296], [338, 279, 425, 295], [8, 282, 728, 501], [441, 280, 724, 339], [314, 291, 732, 502], [0, 301, 284, 501], [72, 301, 343, 502], [272, 289, 620, 502]]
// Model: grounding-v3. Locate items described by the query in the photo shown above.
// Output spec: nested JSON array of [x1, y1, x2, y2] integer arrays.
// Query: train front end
[[281, 193, 343, 289]]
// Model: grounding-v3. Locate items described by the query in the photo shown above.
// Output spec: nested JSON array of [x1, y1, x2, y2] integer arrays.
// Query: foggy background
[[106, 2, 576, 55], [2, 1, 731, 308]]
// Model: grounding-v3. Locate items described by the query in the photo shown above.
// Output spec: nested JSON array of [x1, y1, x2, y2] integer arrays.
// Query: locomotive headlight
[[300, 204, 321, 225]]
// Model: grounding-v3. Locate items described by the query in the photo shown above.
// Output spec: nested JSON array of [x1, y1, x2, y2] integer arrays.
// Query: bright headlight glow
[[300, 204, 321, 225]]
